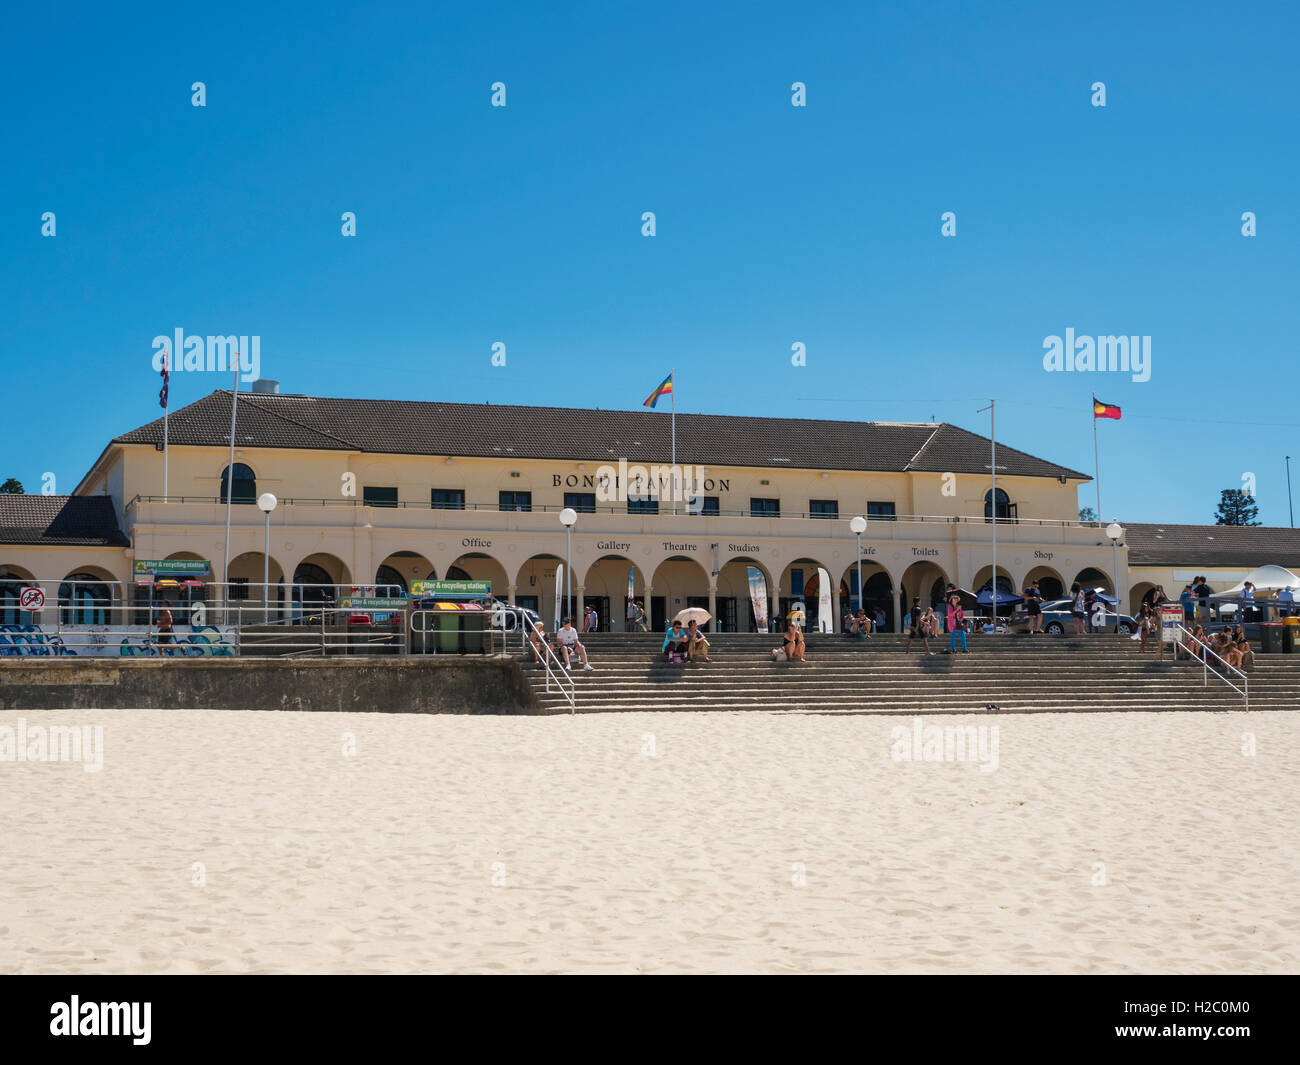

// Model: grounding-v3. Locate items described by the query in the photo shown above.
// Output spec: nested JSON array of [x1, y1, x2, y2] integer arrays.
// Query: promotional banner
[[554, 564, 564, 630], [817, 567, 834, 633], [747, 565, 769, 632]]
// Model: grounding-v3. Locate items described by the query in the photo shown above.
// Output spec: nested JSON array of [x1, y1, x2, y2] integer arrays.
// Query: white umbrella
[[673, 606, 711, 627], [1217, 565, 1300, 595]]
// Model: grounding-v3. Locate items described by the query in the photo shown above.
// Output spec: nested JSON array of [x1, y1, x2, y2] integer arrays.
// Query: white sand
[[1, 707, 1297, 974]]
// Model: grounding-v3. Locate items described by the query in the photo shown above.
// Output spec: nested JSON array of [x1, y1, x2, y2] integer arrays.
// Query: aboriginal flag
[[1093, 397, 1121, 420]]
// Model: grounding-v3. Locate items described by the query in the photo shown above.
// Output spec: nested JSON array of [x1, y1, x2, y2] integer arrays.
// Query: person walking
[[583, 605, 598, 633], [905, 598, 933, 654], [947, 594, 969, 654], [1069, 582, 1087, 634], [1024, 581, 1044, 634], [155, 603, 174, 650]]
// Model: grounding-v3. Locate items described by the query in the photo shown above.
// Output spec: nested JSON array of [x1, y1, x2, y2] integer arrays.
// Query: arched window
[[292, 563, 334, 607], [220, 463, 257, 504], [59, 573, 111, 625], [0, 580, 23, 626], [984, 488, 1015, 522], [374, 565, 407, 595]]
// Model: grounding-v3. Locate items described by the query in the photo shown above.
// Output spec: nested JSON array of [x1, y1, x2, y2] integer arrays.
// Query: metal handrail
[[1174, 625, 1249, 710], [520, 613, 575, 714], [122, 494, 1095, 528]]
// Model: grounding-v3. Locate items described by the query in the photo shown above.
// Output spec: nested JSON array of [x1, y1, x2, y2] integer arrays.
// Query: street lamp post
[[258, 493, 278, 624], [559, 508, 577, 625], [849, 515, 867, 619], [1106, 519, 1124, 633]]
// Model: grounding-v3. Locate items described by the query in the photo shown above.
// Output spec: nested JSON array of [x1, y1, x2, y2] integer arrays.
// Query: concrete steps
[[521, 632, 1300, 714]]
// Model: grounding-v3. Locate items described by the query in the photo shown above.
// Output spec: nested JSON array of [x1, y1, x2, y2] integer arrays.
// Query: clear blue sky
[[3, 1, 1296, 525]]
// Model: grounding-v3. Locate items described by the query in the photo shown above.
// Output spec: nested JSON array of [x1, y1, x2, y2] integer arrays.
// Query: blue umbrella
[[977, 588, 1023, 606]]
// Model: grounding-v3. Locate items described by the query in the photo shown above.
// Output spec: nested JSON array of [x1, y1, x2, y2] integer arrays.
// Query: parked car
[[1010, 598, 1137, 635], [484, 598, 541, 632]]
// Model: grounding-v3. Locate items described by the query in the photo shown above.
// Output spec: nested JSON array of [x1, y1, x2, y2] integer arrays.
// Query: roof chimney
[[251, 379, 280, 394]]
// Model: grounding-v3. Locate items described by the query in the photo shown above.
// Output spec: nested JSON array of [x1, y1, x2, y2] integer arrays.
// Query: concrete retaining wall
[[0, 657, 545, 714]]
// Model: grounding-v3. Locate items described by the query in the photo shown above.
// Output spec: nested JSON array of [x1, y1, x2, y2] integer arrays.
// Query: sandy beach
[[1, 707, 1297, 974]]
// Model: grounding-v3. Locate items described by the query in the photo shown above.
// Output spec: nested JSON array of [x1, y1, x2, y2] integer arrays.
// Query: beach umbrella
[[976, 588, 1022, 606], [673, 606, 711, 627]]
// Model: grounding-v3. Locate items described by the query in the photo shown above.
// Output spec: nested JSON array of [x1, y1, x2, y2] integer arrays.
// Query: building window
[[499, 491, 532, 512], [363, 486, 398, 508], [809, 499, 838, 520], [220, 463, 256, 504], [694, 496, 719, 516], [58, 574, 111, 625], [564, 492, 596, 514], [628, 497, 659, 515], [228, 578, 249, 601], [750, 497, 780, 518], [867, 501, 896, 521], [430, 489, 465, 510], [984, 489, 1016, 522], [374, 565, 407, 594]]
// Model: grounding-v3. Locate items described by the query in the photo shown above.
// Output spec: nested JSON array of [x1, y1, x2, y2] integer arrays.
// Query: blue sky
[[3, 1, 1296, 525]]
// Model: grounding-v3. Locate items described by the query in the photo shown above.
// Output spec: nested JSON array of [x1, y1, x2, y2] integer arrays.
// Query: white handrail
[[521, 613, 575, 714], [1174, 625, 1249, 710]]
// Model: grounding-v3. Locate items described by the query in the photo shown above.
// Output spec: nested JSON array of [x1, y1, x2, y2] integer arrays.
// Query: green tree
[[1078, 506, 1096, 522], [0, 478, 23, 494], [1214, 488, 1260, 526]]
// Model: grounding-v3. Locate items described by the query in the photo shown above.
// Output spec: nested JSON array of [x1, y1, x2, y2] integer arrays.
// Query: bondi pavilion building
[[3, 385, 1298, 633]]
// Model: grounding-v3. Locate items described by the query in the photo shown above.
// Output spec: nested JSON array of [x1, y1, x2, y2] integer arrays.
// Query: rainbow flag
[[1093, 397, 1121, 420], [642, 373, 673, 408]]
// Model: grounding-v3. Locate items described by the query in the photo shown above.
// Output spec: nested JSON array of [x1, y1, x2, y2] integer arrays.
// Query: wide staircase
[[519, 631, 1300, 714]]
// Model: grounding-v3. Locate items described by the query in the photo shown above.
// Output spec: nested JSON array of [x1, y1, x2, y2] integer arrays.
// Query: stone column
[[707, 583, 717, 633], [506, 584, 517, 606], [894, 586, 904, 633], [576, 585, 585, 627]]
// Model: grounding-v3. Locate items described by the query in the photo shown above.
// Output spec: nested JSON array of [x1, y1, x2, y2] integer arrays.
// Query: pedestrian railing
[[1173, 625, 1249, 710], [520, 613, 575, 714]]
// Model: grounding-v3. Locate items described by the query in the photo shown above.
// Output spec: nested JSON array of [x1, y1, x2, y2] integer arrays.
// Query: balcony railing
[[125, 495, 1095, 529]]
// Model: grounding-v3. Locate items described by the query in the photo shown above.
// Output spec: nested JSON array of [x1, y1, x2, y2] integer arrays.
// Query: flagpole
[[222, 355, 241, 623], [1093, 394, 1102, 524], [978, 399, 996, 628], [162, 348, 169, 504], [671, 367, 677, 516]]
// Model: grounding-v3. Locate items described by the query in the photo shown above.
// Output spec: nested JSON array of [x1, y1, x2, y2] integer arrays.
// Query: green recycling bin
[[460, 607, 487, 654], [437, 609, 459, 654], [1259, 624, 1283, 654]]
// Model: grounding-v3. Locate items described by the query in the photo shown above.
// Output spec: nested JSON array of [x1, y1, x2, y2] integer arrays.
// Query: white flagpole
[[978, 399, 996, 626], [162, 347, 169, 504], [671, 369, 677, 515], [222, 354, 241, 622], [1093, 395, 1102, 524]]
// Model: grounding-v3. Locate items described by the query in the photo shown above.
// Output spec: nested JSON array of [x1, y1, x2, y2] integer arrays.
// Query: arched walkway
[[59, 567, 118, 626], [716, 557, 775, 633], [1021, 565, 1065, 603], [0, 564, 37, 626], [1074, 567, 1114, 596], [838, 558, 893, 631], [375, 550, 436, 594], [514, 553, 565, 625], [970, 565, 1018, 618], [776, 556, 836, 631], [650, 555, 712, 632], [582, 555, 646, 632]]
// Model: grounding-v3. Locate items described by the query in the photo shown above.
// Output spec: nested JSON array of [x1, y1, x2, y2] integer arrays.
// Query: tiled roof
[[113, 391, 1091, 480], [0, 495, 129, 547], [1126, 522, 1300, 567]]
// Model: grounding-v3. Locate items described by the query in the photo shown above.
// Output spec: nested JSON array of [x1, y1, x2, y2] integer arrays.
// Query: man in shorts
[[555, 617, 594, 671], [1023, 581, 1043, 634]]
